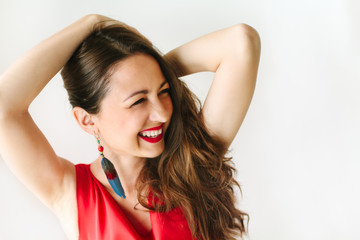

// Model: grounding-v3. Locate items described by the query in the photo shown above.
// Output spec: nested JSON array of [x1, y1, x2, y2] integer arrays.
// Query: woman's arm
[[165, 24, 261, 147], [0, 14, 107, 210]]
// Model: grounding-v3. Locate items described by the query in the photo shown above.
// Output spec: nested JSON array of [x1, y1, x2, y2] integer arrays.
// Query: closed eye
[[131, 98, 145, 107], [159, 88, 170, 95]]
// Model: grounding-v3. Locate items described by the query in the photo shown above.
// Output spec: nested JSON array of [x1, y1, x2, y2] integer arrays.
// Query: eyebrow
[[122, 80, 168, 103]]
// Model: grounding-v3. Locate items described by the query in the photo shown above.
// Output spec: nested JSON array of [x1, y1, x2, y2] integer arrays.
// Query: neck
[[96, 152, 146, 196]]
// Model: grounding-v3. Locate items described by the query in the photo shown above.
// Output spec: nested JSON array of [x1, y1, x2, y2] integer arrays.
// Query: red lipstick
[[138, 124, 164, 143], [140, 124, 164, 132]]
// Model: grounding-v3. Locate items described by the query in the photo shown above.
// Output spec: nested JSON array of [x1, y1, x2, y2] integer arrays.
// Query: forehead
[[107, 54, 166, 96]]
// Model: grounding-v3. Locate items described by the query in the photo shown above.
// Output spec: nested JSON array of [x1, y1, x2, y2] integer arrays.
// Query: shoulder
[[52, 158, 79, 240], [51, 158, 77, 213], [53, 161, 96, 212]]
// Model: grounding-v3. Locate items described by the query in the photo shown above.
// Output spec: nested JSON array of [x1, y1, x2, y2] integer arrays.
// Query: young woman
[[0, 14, 260, 240]]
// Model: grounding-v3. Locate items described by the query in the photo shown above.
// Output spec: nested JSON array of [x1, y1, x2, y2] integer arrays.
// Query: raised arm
[[0, 15, 108, 209], [165, 24, 261, 147]]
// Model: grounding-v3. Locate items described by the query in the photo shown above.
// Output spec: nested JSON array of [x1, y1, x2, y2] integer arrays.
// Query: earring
[[97, 136, 126, 199]]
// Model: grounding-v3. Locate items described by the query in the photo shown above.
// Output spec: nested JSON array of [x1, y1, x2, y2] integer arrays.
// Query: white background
[[0, 0, 359, 239]]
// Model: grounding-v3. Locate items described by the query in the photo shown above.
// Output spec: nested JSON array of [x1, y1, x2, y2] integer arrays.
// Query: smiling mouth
[[139, 128, 162, 138], [138, 124, 164, 143]]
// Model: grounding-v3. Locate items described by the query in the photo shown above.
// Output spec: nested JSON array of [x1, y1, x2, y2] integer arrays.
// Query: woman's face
[[94, 54, 173, 159]]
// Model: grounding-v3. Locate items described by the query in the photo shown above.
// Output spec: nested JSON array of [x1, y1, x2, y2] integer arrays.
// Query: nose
[[148, 98, 171, 123]]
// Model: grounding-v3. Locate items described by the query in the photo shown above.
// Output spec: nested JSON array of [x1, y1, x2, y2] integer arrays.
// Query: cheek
[[126, 110, 149, 132], [102, 111, 142, 136]]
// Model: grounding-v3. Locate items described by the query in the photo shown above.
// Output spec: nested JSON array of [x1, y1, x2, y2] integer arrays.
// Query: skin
[[0, 14, 260, 239]]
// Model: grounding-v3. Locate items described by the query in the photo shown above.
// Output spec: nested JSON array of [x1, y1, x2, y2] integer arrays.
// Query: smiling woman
[[67, 53, 173, 161], [0, 14, 260, 240]]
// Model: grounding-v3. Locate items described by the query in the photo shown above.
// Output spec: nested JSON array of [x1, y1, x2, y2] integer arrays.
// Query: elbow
[[230, 24, 261, 56]]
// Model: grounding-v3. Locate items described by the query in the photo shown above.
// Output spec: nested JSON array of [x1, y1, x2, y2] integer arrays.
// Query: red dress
[[75, 164, 196, 240]]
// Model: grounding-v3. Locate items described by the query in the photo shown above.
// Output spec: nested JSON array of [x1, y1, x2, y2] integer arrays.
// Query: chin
[[143, 145, 165, 158], [147, 150, 165, 158]]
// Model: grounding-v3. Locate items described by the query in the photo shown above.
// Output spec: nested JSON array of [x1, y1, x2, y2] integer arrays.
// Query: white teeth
[[140, 129, 162, 138]]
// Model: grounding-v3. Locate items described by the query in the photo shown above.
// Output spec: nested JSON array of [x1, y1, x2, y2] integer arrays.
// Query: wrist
[[83, 14, 119, 32], [81, 14, 101, 33]]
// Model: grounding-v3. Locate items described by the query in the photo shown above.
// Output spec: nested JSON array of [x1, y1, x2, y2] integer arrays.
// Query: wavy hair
[[61, 23, 248, 240]]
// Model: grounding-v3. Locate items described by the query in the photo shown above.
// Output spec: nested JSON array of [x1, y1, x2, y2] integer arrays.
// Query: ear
[[73, 106, 98, 135]]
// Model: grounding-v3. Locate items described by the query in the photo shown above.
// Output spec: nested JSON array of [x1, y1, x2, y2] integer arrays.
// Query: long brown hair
[[61, 23, 248, 240]]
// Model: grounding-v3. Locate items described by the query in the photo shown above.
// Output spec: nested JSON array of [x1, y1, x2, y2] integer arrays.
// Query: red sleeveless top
[[75, 164, 196, 240]]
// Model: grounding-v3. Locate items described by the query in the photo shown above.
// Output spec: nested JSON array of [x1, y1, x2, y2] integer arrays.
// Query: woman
[[0, 14, 260, 240]]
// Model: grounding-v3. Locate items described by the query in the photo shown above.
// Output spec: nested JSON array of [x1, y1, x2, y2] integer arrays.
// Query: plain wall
[[0, 0, 359, 239]]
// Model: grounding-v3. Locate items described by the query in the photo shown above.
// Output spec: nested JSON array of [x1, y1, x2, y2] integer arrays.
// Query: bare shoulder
[[52, 158, 79, 240]]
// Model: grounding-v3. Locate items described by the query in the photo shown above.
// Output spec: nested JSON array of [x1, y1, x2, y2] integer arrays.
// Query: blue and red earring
[[97, 136, 126, 199]]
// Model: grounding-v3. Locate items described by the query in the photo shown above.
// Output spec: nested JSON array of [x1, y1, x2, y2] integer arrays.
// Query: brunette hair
[[61, 23, 248, 240]]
